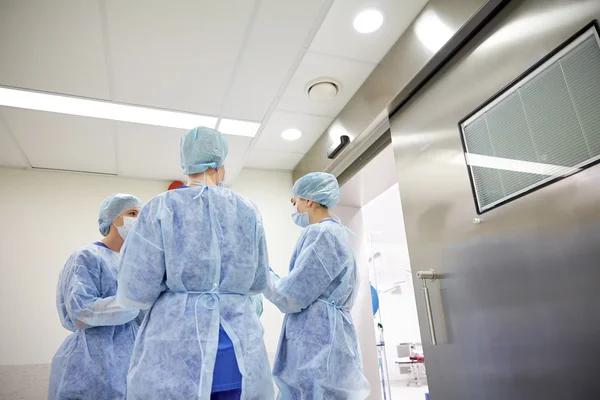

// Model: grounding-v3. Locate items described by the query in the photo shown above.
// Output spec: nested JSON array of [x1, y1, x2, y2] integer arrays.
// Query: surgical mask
[[330, 213, 356, 236], [115, 216, 136, 240], [291, 202, 310, 228], [187, 175, 207, 187], [188, 171, 225, 187], [218, 169, 226, 187]]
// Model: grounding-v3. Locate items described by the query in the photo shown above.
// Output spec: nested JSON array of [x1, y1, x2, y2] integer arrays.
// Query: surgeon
[[116, 126, 273, 400], [265, 172, 371, 400], [48, 194, 142, 400]]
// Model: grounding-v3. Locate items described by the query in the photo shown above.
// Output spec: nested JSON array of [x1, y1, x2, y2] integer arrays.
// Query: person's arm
[[265, 227, 346, 313], [65, 254, 139, 328], [117, 198, 166, 310], [264, 269, 303, 313], [249, 207, 269, 295]]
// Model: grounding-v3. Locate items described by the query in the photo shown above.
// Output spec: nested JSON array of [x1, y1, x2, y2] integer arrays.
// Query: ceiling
[[0, 0, 427, 183]]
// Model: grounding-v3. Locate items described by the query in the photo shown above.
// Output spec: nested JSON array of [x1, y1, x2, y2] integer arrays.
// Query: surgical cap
[[291, 172, 340, 208], [98, 193, 142, 236], [180, 126, 228, 175]]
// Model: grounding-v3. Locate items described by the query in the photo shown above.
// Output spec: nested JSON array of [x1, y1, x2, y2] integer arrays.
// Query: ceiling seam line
[[0, 111, 33, 168], [307, 49, 380, 66], [97, 0, 116, 101], [97, 0, 120, 176], [238, 0, 336, 165], [275, 108, 334, 118], [216, 0, 263, 121]]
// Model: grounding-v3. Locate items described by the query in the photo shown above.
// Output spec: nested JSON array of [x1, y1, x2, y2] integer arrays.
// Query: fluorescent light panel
[[218, 118, 261, 138], [0, 87, 263, 133]]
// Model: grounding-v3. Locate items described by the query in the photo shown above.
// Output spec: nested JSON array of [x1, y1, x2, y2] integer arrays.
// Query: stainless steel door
[[390, 0, 600, 398]]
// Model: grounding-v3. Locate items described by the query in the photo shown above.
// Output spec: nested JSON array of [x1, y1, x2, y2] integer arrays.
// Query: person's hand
[[73, 319, 90, 329]]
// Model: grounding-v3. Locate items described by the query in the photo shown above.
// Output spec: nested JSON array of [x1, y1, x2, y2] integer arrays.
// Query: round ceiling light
[[307, 80, 339, 101], [353, 9, 384, 34], [281, 128, 302, 141]]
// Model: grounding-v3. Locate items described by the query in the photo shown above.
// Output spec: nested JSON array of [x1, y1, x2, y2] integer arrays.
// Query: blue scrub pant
[[211, 389, 241, 400]]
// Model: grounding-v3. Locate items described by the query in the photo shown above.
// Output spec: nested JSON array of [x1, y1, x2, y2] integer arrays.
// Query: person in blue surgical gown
[[116, 126, 273, 400], [48, 194, 142, 400], [265, 172, 371, 400]]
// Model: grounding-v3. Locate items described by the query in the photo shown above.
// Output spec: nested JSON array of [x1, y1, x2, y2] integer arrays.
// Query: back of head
[[180, 126, 228, 175], [98, 193, 142, 236], [292, 172, 340, 208]]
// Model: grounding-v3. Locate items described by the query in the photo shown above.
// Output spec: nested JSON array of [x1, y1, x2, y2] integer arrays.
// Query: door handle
[[417, 269, 438, 346]]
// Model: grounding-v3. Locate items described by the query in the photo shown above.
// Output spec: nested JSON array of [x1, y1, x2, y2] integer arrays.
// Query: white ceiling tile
[[116, 123, 185, 181], [104, 0, 255, 115], [0, 0, 110, 99], [116, 123, 252, 183], [221, 0, 329, 121], [277, 52, 377, 117], [222, 135, 254, 185], [255, 110, 332, 153], [0, 0, 422, 181], [244, 149, 304, 171], [0, 107, 117, 174], [310, 0, 428, 63], [0, 117, 28, 168]]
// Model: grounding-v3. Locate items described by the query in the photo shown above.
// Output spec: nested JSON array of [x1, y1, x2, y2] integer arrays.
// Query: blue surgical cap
[[98, 193, 142, 236], [291, 172, 340, 208], [180, 126, 228, 175]]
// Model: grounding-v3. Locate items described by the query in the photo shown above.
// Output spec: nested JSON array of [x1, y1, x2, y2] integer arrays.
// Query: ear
[[306, 200, 315, 208]]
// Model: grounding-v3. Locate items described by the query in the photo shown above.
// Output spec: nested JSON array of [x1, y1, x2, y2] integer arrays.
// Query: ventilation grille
[[459, 22, 600, 214]]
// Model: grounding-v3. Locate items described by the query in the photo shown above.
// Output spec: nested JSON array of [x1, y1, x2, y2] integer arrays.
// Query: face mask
[[291, 202, 310, 228], [188, 170, 225, 187], [187, 174, 207, 187], [218, 168, 226, 187], [115, 216, 136, 240]]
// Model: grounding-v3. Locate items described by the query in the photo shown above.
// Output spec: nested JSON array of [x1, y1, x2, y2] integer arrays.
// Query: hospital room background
[[0, 151, 426, 400], [2, 0, 600, 399]]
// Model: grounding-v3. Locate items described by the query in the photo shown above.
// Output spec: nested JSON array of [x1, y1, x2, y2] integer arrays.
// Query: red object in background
[[168, 181, 184, 191]]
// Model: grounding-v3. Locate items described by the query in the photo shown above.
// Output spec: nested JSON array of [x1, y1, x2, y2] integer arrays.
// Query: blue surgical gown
[[116, 186, 273, 400], [48, 242, 140, 400], [265, 219, 371, 400], [175, 186, 243, 393]]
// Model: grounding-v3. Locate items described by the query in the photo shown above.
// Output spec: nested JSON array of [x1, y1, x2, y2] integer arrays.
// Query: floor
[[389, 381, 429, 400]]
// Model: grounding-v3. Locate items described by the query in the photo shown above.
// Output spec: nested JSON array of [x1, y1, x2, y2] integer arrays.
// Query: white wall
[[0, 166, 385, 399], [0, 167, 299, 368], [230, 169, 300, 361], [0, 167, 167, 367], [361, 183, 422, 382], [333, 206, 382, 400]]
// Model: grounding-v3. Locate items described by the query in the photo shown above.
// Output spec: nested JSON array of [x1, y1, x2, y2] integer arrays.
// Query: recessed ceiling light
[[353, 9, 384, 34], [217, 118, 261, 138], [281, 128, 302, 141], [0, 87, 220, 131]]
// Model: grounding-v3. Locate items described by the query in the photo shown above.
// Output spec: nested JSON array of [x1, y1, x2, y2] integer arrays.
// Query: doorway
[[335, 145, 428, 400]]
